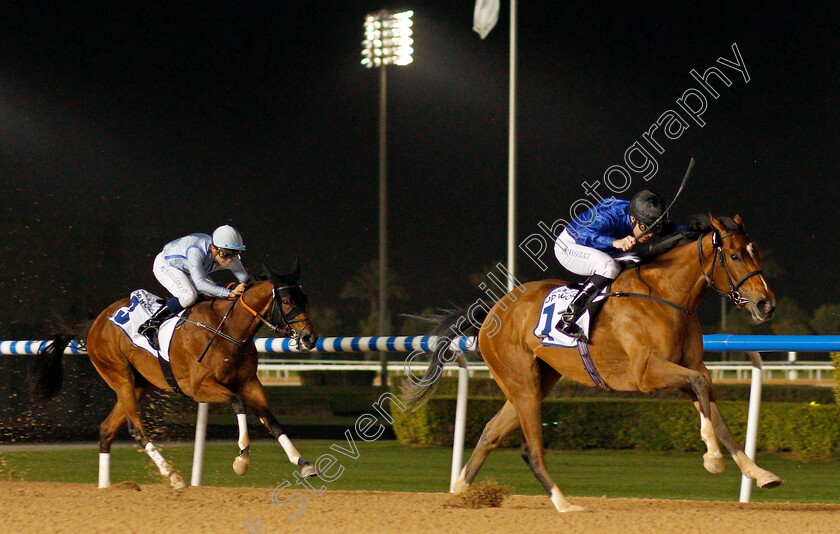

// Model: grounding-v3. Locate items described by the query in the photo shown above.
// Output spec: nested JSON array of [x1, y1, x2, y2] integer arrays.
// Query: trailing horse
[[403, 215, 781, 512], [31, 262, 318, 489]]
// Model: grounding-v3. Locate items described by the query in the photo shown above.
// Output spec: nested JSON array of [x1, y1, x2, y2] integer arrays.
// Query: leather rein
[[611, 229, 764, 313], [186, 283, 310, 349]]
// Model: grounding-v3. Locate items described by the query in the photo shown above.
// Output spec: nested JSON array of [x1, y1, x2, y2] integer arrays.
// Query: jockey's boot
[[139, 305, 174, 351], [556, 274, 613, 343]]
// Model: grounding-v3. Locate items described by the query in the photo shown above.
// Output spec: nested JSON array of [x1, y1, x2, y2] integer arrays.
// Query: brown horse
[[32, 262, 318, 489], [403, 215, 781, 512]]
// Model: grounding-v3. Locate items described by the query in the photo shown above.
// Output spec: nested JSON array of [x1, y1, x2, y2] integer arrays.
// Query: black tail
[[29, 335, 72, 403], [400, 305, 488, 409]]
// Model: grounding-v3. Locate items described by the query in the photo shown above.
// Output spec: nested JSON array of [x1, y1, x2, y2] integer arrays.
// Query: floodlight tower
[[362, 10, 414, 387]]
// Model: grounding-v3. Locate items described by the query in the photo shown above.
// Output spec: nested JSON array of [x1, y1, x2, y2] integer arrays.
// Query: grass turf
[[1, 440, 837, 503]]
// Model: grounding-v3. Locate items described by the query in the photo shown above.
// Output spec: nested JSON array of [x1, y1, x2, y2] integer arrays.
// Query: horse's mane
[[629, 214, 741, 263]]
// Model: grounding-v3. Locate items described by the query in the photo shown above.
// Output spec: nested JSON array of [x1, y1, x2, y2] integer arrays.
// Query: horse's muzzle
[[749, 298, 776, 324], [298, 326, 318, 351]]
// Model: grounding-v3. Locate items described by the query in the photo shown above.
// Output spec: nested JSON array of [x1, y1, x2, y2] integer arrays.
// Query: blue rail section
[[0, 339, 87, 355], [3, 335, 840, 355], [703, 335, 840, 352]]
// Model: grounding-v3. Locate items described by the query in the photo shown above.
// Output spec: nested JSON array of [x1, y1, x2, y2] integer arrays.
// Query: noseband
[[697, 230, 764, 307]]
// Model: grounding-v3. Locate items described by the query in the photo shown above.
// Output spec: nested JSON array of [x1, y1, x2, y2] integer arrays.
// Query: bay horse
[[32, 262, 319, 490], [402, 215, 782, 512]]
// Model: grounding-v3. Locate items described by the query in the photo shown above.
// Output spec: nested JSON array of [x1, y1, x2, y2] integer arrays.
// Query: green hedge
[[393, 397, 840, 462], [429, 377, 836, 403], [832, 352, 840, 402]]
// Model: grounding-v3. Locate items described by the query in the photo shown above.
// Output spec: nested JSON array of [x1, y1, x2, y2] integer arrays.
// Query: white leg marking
[[700, 414, 724, 474], [237, 413, 250, 451], [145, 442, 172, 476], [278, 434, 301, 465]]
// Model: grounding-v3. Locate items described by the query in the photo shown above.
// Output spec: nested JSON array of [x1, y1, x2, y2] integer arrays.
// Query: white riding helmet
[[212, 225, 246, 251]]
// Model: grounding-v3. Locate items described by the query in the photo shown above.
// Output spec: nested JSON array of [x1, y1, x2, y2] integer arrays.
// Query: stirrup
[[558, 320, 582, 337], [142, 329, 161, 350], [557, 316, 589, 343]]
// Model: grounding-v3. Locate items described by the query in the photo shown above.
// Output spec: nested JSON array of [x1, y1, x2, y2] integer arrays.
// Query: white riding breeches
[[152, 253, 199, 308], [554, 229, 621, 279]]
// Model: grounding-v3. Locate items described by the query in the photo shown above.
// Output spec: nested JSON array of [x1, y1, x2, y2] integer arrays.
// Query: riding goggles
[[637, 220, 663, 233], [218, 249, 241, 260]]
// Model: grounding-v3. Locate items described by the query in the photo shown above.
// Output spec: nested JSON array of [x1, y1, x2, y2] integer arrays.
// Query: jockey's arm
[[186, 248, 234, 299]]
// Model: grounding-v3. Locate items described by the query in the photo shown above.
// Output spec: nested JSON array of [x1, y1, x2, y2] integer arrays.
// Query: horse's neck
[[618, 235, 711, 313], [231, 281, 274, 337]]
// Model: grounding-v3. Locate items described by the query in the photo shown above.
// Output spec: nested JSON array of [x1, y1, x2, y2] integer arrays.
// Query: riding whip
[[197, 296, 239, 363], [637, 157, 695, 240]]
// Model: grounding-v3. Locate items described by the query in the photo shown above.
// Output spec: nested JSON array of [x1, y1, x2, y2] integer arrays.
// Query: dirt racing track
[[2, 481, 839, 534]]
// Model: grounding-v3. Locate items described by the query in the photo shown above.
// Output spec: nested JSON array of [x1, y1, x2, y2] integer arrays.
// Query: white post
[[739, 351, 763, 503], [788, 351, 797, 380], [449, 357, 470, 492], [191, 402, 210, 487], [98, 452, 111, 488], [506, 0, 518, 291]]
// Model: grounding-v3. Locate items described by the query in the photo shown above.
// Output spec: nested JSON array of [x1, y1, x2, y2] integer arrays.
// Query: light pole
[[362, 9, 414, 387]]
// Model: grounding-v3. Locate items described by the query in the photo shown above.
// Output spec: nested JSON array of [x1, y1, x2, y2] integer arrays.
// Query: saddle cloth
[[109, 289, 183, 361], [534, 284, 608, 347]]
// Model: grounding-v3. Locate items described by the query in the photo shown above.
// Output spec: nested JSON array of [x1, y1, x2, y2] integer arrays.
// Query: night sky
[[1, 2, 838, 336]]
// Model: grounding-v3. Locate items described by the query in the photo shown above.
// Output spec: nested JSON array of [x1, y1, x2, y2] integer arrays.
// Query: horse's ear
[[292, 259, 301, 280], [733, 214, 745, 230], [709, 213, 727, 233], [262, 264, 279, 284]]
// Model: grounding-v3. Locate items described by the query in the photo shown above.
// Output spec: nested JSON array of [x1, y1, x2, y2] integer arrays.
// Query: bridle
[[610, 226, 764, 314], [697, 229, 764, 307], [190, 281, 311, 363], [240, 283, 311, 340]]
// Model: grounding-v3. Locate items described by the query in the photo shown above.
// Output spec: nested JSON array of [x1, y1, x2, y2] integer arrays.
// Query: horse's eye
[[730, 253, 741, 262]]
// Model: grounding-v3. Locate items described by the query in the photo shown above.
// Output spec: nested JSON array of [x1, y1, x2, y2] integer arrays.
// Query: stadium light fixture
[[361, 9, 414, 388], [361, 10, 414, 68]]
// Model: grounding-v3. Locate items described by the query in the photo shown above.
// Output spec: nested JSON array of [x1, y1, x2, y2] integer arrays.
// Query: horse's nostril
[[758, 299, 774, 314]]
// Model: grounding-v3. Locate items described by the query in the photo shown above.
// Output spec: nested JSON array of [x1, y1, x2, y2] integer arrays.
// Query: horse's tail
[[400, 306, 487, 409], [29, 335, 73, 403]]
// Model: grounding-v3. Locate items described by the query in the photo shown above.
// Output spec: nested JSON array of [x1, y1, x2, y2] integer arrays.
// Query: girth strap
[[157, 355, 185, 395], [576, 341, 609, 390]]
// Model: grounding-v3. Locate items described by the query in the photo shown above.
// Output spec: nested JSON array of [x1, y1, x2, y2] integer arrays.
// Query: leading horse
[[403, 215, 782, 512], [32, 262, 319, 489]]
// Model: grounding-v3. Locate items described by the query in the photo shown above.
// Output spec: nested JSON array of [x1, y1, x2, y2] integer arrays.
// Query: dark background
[[1, 2, 838, 337]]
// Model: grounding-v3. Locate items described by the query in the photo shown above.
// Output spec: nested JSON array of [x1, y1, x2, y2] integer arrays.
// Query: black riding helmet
[[627, 190, 666, 228]]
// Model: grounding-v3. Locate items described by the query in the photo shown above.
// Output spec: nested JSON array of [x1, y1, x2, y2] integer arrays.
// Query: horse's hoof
[[757, 472, 783, 489], [452, 480, 470, 494], [300, 462, 317, 478], [233, 456, 250, 476], [703, 452, 725, 474], [550, 489, 583, 513], [558, 504, 585, 513], [169, 473, 187, 491]]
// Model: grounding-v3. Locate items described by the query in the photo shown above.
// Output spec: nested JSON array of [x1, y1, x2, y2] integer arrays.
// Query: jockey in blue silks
[[553, 190, 666, 342]]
